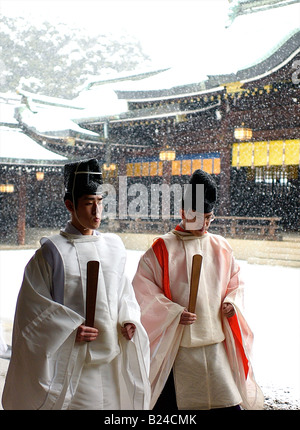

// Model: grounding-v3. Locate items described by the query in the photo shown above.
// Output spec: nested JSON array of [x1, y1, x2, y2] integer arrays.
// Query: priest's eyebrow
[[83, 196, 103, 201]]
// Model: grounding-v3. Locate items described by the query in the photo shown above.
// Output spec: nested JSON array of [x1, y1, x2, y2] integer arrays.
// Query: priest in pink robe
[[133, 169, 264, 410]]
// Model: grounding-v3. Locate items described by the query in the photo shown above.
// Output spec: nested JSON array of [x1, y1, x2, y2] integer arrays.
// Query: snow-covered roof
[[16, 88, 84, 110], [0, 96, 20, 126], [219, 2, 300, 73], [110, 2, 300, 96], [79, 67, 170, 91], [0, 100, 67, 163], [72, 85, 129, 119], [3, 2, 299, 138], [17, 106, 100, 138], [0, 126, 67, 164]]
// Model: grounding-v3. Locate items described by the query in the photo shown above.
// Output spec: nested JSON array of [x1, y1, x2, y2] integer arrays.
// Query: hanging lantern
[[36, 171, 44, 181], [159, 149, 176, 161], [234, 124, 252, 141], [66, 137, 75, 146], [0, 183, 14, 193], [103, 163, 117, 171], [6, 184, 14, 192]]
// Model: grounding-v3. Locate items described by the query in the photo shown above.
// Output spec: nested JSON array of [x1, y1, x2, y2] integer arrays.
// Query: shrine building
[[0, 0, 299, 243]]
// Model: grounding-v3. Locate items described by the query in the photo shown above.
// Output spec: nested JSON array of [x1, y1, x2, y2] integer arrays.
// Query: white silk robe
[[132, 226, 264, 410], [2, 225, 150, 410]]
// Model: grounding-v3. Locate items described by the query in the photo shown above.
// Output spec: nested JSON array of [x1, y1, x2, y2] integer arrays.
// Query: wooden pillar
[[219, 146, 231, 216], [162, 160, 172, 231], [217, 114, 232, 216], [118, 153, 127, 177], [17, 172, 27, 245]]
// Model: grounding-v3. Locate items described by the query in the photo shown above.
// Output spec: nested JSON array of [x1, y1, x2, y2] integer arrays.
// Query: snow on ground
[[0, 247, 299, 409]]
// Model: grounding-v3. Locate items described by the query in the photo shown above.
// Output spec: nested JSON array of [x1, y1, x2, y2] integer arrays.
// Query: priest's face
[[182, 209, 215, 236], [66, 194, 103, 235]]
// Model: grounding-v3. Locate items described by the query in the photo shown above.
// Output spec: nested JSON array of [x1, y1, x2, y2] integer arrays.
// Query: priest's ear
[[65, 199, 75, 213]]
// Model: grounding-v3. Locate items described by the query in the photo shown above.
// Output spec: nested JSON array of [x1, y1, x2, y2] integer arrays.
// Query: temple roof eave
[[76, 29, 300, 130], [78, 97, 223, 126], [114, 29, 300, 103], [0, 126, 68, 164], [0, 157, 67, 167]]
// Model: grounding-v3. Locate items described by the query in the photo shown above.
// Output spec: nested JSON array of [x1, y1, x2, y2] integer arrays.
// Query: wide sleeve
[[222, 256, 264, 410], [2, 248, 84, 410], [223, 256, 245, 311], [118, 273, 151, 410], [112, 245, 151, 410]]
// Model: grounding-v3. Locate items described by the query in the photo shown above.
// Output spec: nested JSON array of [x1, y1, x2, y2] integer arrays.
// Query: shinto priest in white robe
[[132, 224, 264, 410], [2, 222, 150, 410]]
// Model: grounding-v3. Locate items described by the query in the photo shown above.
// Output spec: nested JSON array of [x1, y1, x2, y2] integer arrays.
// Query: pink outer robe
[[132, 225, 264, 410]]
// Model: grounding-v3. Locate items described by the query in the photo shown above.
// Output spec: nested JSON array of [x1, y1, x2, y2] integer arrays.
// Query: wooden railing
[[114, 216, 282, 240], [210, 216, 282, 240]]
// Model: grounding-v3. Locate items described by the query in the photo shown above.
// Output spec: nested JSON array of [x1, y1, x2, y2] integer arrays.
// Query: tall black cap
[[183, 169, 217, 213], [64, 158, 103, 202]]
